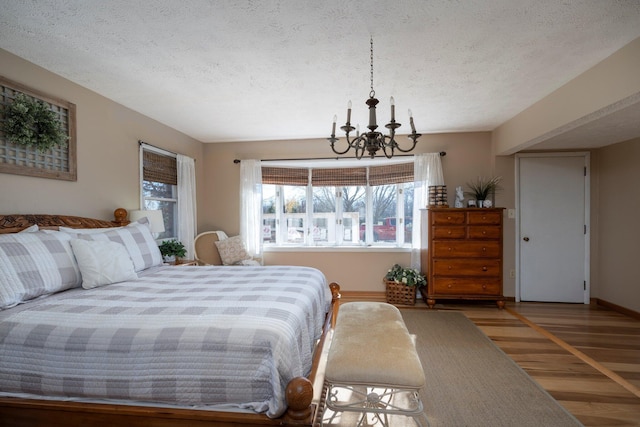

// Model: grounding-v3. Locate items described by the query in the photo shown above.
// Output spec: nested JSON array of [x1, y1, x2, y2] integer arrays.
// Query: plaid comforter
[[0, 265, 331, 417]]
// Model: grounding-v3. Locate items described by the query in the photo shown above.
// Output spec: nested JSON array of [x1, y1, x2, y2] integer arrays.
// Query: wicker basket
[[384, 279, 417, 306]]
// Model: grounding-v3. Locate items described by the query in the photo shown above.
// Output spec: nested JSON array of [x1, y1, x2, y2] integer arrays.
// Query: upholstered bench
[[322, 302, 428, 427]]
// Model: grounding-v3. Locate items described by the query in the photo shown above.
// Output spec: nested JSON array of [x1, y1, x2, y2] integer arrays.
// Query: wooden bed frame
[[0, 209, 341, 427]]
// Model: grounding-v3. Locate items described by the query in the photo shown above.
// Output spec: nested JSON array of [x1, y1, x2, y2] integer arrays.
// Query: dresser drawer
[[468, 226, 501, 239], [430, 277, 501, 295], [431, 211, 465, 225], [432, 259, 501, 276], [432, 226, 466, 239], [432, 241, 501, 258], [468, 211, 502, 225]]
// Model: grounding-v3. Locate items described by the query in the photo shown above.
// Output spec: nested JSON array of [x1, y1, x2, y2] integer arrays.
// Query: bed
[[0, 209, 340, 427]]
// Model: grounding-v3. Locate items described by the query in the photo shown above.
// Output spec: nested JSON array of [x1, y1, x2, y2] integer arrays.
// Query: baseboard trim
[[595, 298, 640, 321]]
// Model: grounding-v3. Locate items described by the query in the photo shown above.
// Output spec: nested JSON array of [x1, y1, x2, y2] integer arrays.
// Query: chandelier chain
[[369, 37, 375, 98]]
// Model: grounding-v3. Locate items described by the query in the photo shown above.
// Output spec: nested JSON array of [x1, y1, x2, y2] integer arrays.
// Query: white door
[[516, 153, 590, 303]]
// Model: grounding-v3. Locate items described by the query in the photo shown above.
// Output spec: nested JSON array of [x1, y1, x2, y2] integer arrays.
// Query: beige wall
[[493, 37, 640, 156], [0, 49, 205, 225], [595, 137, 640, 312], [201, 132, 518, 294]]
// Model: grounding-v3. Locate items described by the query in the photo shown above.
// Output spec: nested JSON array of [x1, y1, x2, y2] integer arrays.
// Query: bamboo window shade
[[369, 162, 414, 185], [311, 167, 367, 186], [143, 150, 177, 185], [261, 167, 308, 186], [262, 162, 413, 187]]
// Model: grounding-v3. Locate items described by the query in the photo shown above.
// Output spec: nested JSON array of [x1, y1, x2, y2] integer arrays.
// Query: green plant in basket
[[158, 239, 186, 259], [385, 264, 426, 287]]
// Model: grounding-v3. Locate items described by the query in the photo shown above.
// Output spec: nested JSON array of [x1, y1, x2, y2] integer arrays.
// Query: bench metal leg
[[321, 382, 429, 427]]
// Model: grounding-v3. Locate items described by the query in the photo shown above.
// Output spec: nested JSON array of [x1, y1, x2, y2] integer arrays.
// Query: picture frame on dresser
[[421, 207, 505, 309]]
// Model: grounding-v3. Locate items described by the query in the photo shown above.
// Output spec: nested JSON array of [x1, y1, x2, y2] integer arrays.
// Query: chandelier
[[328, 38, 421, 159]]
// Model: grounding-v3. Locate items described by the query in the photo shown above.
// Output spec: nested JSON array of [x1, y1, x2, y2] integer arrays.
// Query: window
[[140, 146, 177, 240], [261, 161, 414, 247]]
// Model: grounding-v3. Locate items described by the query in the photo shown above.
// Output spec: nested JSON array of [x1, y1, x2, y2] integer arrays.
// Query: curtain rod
[[138, 140, 178, 157], [233, 151, 446, 164]]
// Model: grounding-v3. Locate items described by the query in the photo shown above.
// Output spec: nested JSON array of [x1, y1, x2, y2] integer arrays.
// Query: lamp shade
[[129, 209, 165, 234]]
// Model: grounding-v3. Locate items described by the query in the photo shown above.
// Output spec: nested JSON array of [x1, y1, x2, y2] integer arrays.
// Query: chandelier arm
[[391, 133, 422, 153], [328, 135, 356, 155], [354, 135, 367, 159]]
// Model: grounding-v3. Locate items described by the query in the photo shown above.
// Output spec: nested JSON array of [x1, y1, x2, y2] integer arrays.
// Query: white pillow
[[59, 226, 122, 234], [215, 235, 251, 265], [19, 224, 39, 232], [70, 239, 138, 289]]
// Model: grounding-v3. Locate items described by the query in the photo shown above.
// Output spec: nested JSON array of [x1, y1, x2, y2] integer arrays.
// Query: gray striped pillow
[[0, 231, 81, 308], [78, 220, 163, 272]]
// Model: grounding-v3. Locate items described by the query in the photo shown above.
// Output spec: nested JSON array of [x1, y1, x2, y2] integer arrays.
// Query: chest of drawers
[[421, 208, 505, 308]]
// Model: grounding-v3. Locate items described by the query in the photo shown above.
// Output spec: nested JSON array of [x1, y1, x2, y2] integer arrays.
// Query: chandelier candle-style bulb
[[409, 109, 416, 133], [327, 37, 421, 159], [390, 97, 395, 121]]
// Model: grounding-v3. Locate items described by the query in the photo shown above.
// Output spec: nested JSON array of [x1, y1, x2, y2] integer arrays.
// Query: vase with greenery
[[465, 176, 502, 205], [2, 93, 68, 152], [158, 239, 187, 264]]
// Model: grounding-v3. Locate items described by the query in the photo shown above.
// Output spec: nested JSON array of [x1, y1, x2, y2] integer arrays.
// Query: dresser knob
[[447, 230, 452, 235], [482, 266, 488, 271], [482, 231, 487, 235], [482, 284, 487, 289], [448, 265, 452, 270], [448, 247, 452, 251], [482, 247, 487, 251], [447, 216, 452, 220], [447, 284, 452, 288]]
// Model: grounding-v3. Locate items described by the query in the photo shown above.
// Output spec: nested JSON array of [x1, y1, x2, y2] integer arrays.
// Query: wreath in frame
[[2, 93, 69, 152]]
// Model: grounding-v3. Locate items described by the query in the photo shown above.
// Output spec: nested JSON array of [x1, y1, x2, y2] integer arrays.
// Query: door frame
[[514, 152, 591, 303]]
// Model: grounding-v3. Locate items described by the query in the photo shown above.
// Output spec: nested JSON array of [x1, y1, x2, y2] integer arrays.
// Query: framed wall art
[[0, 76, 76, 181]]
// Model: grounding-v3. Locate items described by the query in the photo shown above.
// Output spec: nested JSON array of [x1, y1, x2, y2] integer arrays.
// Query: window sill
[[263, 245, 412, 253]]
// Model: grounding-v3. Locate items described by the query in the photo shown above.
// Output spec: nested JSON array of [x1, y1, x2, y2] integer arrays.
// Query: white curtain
[[240, 159, 263, 261], [177, 154, 197, 259], [411, 153, 444, 269]]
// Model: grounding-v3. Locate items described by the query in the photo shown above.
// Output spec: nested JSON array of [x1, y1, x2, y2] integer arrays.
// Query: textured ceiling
[[1, 0, 640, 147]]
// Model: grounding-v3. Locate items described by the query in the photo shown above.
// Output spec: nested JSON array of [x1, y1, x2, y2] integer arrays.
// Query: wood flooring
[[340, 294, 640, 426]]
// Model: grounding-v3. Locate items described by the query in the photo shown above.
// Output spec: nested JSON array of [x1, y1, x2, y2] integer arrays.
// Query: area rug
[[319, 310, 583, 427]]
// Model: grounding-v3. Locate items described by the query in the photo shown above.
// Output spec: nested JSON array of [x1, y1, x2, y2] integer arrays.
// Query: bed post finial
[[113, 208, 129, 226], [284, 376, 313, 422]]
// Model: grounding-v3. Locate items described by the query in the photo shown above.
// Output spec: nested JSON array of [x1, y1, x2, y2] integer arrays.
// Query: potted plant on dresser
[[384, 264, 426, 306], [465, 176, 502, 208]]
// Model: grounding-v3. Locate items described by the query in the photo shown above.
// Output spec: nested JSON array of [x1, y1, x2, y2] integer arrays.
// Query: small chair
[[193, 231, 228, 266]]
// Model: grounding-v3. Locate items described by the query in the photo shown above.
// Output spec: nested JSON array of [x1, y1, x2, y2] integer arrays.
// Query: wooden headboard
[[0, 208, 129, 234]]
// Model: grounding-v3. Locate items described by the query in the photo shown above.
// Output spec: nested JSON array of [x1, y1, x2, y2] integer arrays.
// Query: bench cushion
[[326, 302, 425, 389]]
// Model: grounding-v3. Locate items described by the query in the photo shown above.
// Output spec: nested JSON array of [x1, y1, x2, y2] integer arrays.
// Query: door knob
[[523, 237, 530, 242]]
